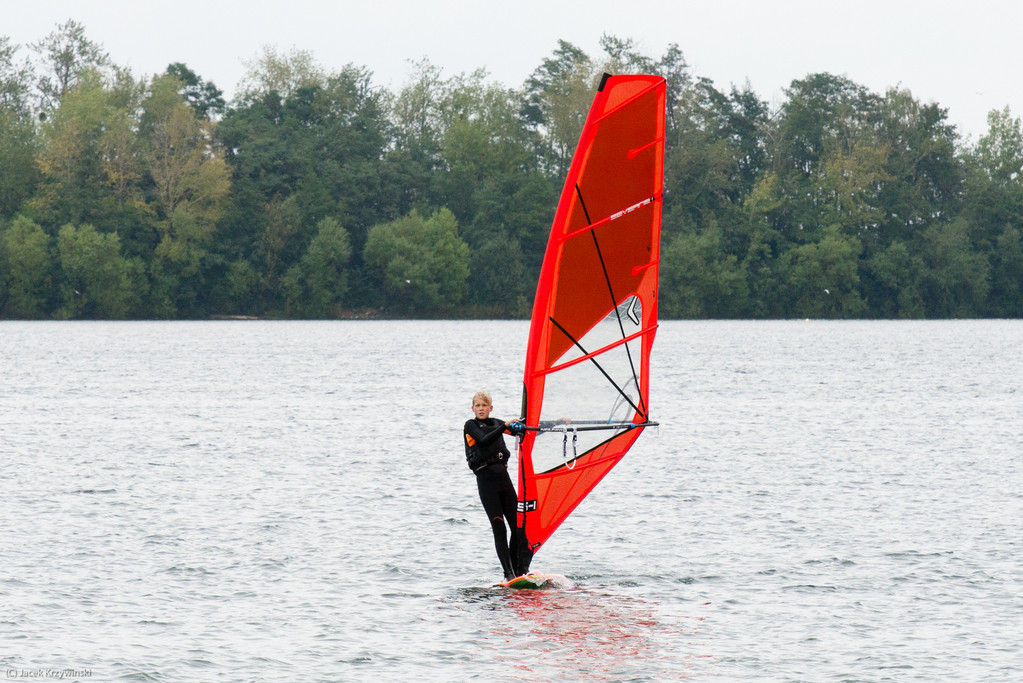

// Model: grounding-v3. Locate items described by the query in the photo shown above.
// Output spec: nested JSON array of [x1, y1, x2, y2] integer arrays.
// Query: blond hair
[[472, 391, 493, 406]]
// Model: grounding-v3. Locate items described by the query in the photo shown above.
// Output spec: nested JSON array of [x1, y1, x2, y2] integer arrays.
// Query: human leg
[[494, 476, 524, 577], [476, 471, 515, 579]]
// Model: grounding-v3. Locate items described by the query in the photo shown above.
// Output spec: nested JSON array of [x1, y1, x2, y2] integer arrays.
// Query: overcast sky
[[6, 0, 1021, 142]]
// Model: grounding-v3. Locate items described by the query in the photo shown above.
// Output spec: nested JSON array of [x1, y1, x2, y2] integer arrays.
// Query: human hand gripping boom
[[504, 418, 526, 435]]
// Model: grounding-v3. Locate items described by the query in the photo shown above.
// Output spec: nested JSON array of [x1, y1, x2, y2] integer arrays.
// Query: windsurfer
[[463, 391, 526, 580]]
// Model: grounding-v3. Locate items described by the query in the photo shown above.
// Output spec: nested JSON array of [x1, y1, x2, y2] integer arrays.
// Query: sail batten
[[557, 194, 661, 244], [514, 73, 666, 570]]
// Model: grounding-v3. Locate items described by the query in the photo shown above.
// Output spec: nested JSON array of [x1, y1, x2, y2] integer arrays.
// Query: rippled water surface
[[2, 320, 1021, 682]]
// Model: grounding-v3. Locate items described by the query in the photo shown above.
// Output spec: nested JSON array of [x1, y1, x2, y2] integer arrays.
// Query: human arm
[[465, 418, 516, 448]]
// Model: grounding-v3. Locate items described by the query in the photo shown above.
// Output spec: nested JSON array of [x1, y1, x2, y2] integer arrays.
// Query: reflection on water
[[451, 584, 710, 682]]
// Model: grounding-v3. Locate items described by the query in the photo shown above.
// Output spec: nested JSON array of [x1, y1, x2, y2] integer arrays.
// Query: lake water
[[1, 320, 1021, 682]]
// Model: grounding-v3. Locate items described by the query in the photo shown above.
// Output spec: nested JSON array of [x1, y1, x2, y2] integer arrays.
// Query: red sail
[[516, 74, 665, 561]]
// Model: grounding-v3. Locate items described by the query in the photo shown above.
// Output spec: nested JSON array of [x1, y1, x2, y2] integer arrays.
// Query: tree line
[[1, 22, 1021, 319]]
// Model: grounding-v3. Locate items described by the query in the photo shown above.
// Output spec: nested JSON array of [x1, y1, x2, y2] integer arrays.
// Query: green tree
[[432, 68, 554, 311], [363, 208, 469, 314], [283, 216, 352, 317], [989, 226, 1023, 316], [147, 206, 209, 318], [520, 40, 597, 179], [598, 34, 656, 75], [864, 240, 925, 318], [780, 225, 866, 318], [775, 74, 880, 178], [391, 58, 445, 158], [386, 59, 448, 224], [293, 168, 336, 231], [0, 221, 6, 310], [32, 69, 117, 230], [0, 37, 37, 218], [100, 105, 143, 211], [656, 53, 768, 305], [467, 171, 554, 310], [138, 73, 230, 316], [217, 59, 403, 313], [736, 172, 787, 317], [55, 222, 141, 318], [873, 88, 963, 248], [976, 107, 1023, 185], [811, 142, 892, 238], [464, 229, 529, 315], [1, 216, 51, 317], [1, 36, 33, 110], [31, 20, 111, 109], [438, 70, 528, 222], [0, 106, 37, 218], [660, 77, 745, 243], [760, 74, 882, 244], [660, 223, 748, 318], [258, 195, 301, 307], [141, 74, 231, 232], [917, 219, 990, 317], [165, 62, 225, 120], [962, 107, 1023, 316], [221, 258, 259, 315], [238, 45, 325, 100]]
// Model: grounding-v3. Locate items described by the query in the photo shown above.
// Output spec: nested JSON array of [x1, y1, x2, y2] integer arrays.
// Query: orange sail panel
[[516, 73, 665, 565]]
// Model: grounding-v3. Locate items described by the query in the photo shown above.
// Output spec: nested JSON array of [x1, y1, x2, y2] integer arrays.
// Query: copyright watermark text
[[6, 671, 91, 680]]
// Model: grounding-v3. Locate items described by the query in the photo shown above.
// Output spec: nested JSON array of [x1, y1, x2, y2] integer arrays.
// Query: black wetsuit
[[463, 417, 523, 580]]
